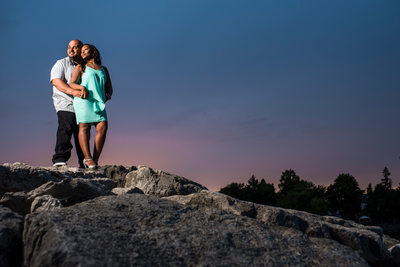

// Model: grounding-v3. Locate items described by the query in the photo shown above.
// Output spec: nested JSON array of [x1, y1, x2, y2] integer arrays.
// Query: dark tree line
[[220, 167, 400, 224], [364, 167, 400, 224]]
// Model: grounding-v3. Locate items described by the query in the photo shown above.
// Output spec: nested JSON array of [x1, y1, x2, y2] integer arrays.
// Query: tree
[[219, 175, 277, 206], [244, 177, 276, 205], [326, 173, 363, 220], [365, 167, 399, 224], [278, 169, 300, 194], [380, 167, 392, 190], [247, 175, 259, 190], [366, 183, 373, 195], [277, 170, 327, 215], [219, 182, 245, 200]]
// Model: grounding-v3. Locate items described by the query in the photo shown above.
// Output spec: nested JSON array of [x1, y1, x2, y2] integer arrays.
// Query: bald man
[[50, 40, 87, 168]]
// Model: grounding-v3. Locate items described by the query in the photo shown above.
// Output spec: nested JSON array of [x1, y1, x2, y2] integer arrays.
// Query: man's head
[[67, 40, 83, 59]]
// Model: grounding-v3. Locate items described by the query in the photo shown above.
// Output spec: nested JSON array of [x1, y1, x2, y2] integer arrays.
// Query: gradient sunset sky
[[1, 1, 399, 191]]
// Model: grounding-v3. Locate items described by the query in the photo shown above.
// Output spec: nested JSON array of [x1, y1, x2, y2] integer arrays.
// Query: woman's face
[[81, 45, 91, 60]]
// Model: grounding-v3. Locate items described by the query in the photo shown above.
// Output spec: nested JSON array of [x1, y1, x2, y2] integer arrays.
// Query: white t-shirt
[[50, 57, 77, 112]]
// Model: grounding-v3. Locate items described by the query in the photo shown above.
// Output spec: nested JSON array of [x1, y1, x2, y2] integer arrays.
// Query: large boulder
[[111, 187, 143, 195], [166, 190, 395, 265], [29, 178, 115, 206], [30, 195, 62, 213], [0, 163, 63, 197], [125, 166, 207, 197], [0, 205, 24, 267], [0, 191, 31, 215], [0, 163, 115, 197], [23, 194, 368, 267], [390, 244, 400, 266], [0, 177, 114, 215], [97, 165, 137, 187], [1, 163, 397, 266]]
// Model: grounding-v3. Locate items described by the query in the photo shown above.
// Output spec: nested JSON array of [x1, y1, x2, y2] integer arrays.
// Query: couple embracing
[[50, 40, 113, 169]]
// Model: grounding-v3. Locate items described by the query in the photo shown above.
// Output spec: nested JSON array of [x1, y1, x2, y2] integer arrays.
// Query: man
[[50, 40, 87, 168]]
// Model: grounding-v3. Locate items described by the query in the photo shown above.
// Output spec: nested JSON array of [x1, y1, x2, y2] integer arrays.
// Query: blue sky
[[1, 0, 399, 190]]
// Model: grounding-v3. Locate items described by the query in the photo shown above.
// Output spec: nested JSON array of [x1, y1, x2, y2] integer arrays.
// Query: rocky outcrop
[[125, 166, 207, 197], [165, 190, 395, 265], [111, 187, 143, 195], [30, 195, 62, 213], [28, 177, 115, 206], [0, 163, 135, 197], [0, 162, 399, 266], [0, 163, 64, 196], [0, 206, 24, 267], [385, 235, 400, 249], [0, 177, 115, 215], [0, 191, 31, 215], [0, 163, 114, 196], [97, 165, 137, 187], [23, 194, 369, 267], [390, 244, 400, 266]]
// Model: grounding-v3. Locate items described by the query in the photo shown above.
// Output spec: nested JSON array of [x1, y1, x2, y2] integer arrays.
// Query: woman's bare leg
[[93, 121, 108, 163], [78, 123, 95, 165]]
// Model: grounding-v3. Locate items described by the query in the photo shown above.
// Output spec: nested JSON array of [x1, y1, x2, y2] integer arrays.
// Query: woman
[[70, 44, 113, 168]]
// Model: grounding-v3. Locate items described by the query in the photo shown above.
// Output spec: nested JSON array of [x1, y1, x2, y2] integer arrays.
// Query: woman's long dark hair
[[81, 44, 102, 71]]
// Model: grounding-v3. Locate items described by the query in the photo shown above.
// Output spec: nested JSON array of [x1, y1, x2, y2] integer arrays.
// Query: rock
[[0, 205, 24, 267], [0, 177, 115, 214], [23, 194, 368, 267], [255, 205, 389, 265], [97, 165, 137, 187], [0, 163, 62, 197], [29, 178, 115, 206], [31, 195, 62, 213], [0, 191, 31, 215], [0, 163, 114, 197], [389, 244, 400, 266], [111, 187, 143, 195], [166, 190, 394, 265], [1, 163, 396, 265], [384, 234, 400, 249], [125, 166, 207, 197]]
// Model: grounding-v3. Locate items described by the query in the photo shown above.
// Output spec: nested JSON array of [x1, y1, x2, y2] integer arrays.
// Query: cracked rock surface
[[0, 163, 399, 266]]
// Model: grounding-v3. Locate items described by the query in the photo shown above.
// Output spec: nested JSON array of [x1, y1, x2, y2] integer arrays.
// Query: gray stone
[[384, 234, 400, 250], [29, 178, 115, 206], [0, 176, 115, 214], [111, 187, 143, 195], [0, 191, 31, 215], [0, 163, 115, 197], [0, 163, 62, 197], [389, 244, 400, 266], [125, 166, 207, 197], [166, 190, 393, 265], [1, 163, 396, 265], [97, 165, 137, 187], [31, 195, 62, 213], [0, 205, 24, 267], [23, 194, 368, 267]]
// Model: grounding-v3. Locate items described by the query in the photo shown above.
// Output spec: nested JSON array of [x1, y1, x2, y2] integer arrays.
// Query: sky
[[1, 0, 399, 191]]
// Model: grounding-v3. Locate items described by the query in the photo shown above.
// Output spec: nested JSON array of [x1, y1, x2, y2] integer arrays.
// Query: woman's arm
[[104, 67, 113, 101], [70, 65, 88, 98]]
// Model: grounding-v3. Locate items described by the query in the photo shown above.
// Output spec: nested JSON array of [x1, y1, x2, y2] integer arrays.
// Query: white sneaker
[[53, 162, 67, 167]]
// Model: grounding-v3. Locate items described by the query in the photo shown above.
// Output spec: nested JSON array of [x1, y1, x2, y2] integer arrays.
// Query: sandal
[[83, 158, 97, 169]]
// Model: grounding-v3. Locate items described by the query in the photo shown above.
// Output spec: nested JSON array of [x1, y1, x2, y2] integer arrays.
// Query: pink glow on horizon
[[2, 130, 399, 192]]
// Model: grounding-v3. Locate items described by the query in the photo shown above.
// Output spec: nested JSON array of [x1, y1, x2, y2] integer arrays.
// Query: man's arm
[[50, 60, 87, 98], [52, 78, 82, 97]]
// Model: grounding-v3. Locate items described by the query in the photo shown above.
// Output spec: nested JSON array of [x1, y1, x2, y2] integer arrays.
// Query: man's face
[[67, 40, 81, 58]]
